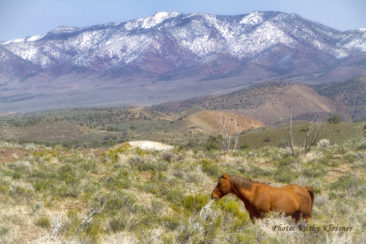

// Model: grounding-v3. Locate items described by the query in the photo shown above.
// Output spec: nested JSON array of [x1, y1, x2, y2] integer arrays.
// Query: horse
[[211, 173, 314, 222]]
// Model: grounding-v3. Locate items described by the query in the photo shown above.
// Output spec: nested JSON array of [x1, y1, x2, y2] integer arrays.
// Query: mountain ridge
[[1, 11, 366, 112]]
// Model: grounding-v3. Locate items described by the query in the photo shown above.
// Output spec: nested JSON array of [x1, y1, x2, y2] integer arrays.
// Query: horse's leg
[[291, 211, 301, 223], [302, 214, 312, 222]]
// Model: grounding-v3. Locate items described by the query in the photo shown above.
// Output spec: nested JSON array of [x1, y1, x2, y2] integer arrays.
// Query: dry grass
[[0, 136, 365, 243]]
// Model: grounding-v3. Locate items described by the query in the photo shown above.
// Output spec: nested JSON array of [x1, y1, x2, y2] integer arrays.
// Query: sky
[[0, 0, 365, 41]]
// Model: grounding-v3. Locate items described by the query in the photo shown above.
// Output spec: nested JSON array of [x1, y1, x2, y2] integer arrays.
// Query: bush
[[216, 199, 250, 227], [205, 135, 220, 151], [302, 166, 326, 178], [344, 154, 356, 164], [328, 114, 342, 124], [263, 136, 271, 142], [183, 194, 210, 213], [274, 167, 297, 183], [102, 170, 131, 190], [103, 191, 137, 215], [109, 217, 126, 232], [239, 144, 249, 149], [0, 227, 8, 236], [200, 159, 220, 177], [247, 165, 271, 178], [161, 152, 174, 162], [35, 216, 51, 229]]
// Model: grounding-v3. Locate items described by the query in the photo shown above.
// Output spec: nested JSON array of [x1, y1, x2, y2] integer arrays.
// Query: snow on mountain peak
[[1, 38, 25, 45], [124, 11, 181, 30], [240, 11, 264, 25], [26, 34, 46, 42], [52, 26, 80, 34], [142, 11, 181, 29]]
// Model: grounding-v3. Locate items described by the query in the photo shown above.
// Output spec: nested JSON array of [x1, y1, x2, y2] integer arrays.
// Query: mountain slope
[[183, 110, 263, 134], [153, 80, 350, 125], [314, 76, 366, 120], [1, 11, 366, 112]]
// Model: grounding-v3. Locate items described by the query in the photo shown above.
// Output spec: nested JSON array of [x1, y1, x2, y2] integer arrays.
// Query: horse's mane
[[228, 174, 268, 190]]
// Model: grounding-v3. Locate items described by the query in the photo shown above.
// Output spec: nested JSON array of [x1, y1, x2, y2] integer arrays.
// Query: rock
[[127, 141, 173, 151]]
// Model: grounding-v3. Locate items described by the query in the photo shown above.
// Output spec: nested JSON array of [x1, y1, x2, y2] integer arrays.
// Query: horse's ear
[[223, 172, 229, 179]]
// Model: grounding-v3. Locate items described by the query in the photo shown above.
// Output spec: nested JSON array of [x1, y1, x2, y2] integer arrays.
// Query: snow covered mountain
[[1, 11, 366, 112]]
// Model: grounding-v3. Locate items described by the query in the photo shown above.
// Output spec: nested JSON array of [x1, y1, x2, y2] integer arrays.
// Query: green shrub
[[263, 136, 271, 142], [183, 194, 210, 213], [205, 135, 220, 151], [216, 199, 250, 227], [200, 159, 220, 177], [0, 227, 8, 236], [83, 181, 101, 194], [57, 184, 80, 198], [276, 156, 297, 167], [11, 171, 22, 180], [109, 217, 126, 232], [302, 166, 326, 178], [10, 186, 33, 199], [161, 152, 174, 162], [274, 167, 297, 183], [344, 154, 356, 164], [65, 208, 81, 236], [102, 170, 131, 190], [357, 143, 366, 151], [82, 216, 104, 243], [162, 215, 180, 230], [57, 165, 79, 184], [103, 191, 137, 216], [35, 216, 51, 229], [331, 175, 356, 190], [33, 179, 56, 193], [247, 165, 271, 178], [0, 185, 8, 195], [240, 144, 249, 149], [328, 114, 342, 124]]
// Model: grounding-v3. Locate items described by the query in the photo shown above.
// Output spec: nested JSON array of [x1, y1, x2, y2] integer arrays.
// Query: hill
[[154, 80, 350, 125], [314, 76, 366, 121], [183, 110, 264, 134]]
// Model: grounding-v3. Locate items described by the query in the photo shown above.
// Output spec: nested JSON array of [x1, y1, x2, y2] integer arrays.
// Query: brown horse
[[211, 173, 314, 222]]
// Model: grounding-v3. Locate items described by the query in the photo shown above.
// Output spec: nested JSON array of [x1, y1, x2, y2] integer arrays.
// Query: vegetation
[[0, 107, 365, 242], [0, 108, 364, 150], [328, 114, 343, 124], [0, 133, 365, 243]]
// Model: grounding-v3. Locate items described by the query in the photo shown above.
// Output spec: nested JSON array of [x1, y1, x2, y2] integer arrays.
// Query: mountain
[[314, 76, 366, 121], [153, 80, 351, 125], [1, 11, 366, 112]]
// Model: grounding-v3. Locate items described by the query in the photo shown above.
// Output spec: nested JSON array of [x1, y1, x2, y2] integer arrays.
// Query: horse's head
[[212, 173, 232, 200]]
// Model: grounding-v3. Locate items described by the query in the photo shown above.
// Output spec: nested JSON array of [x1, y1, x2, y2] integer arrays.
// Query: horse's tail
[[305, 185, 314, 209]]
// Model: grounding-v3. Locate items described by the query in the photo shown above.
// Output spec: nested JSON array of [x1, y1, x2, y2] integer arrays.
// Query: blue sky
[[0, 0, 365, 41]]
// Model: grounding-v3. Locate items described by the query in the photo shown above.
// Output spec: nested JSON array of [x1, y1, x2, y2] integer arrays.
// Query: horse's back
[[265, 184, 312, 214], [282, 184, 313, 214]]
